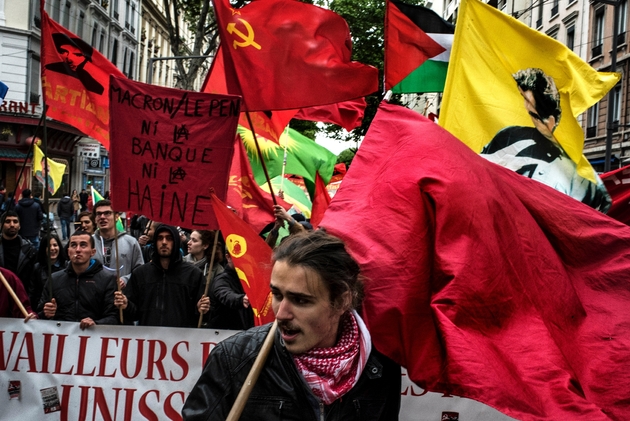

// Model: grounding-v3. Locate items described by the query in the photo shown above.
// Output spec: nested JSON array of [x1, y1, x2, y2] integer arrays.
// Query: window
[[613, 84, 622, 131], [592, 9, 605, 57], [566, 25, 575, 51], [113, 0, 119, 20], [131, 5, 136, 34], [617, 0, 628, 45], [29, 53, 40, 104], [52, 0, 61, 22], [111, 39, 119, 66], [92, 24, 99, 48], [122, 46, 128, 75], [587, 103, 599, 138], [537, 0, 543, 27], [551, 0, 559, 17], [546, 25, 559, 40], [99, 29, 106, 53], [62, 1, 71, 28], [128, 52, 135, 79], [77, 11, 85, 39], [125, 0, 130, 29]]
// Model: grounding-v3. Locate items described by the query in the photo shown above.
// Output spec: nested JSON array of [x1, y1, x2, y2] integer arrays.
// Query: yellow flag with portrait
[[440, 0, 619, 184], [34, 143, 65, 194]]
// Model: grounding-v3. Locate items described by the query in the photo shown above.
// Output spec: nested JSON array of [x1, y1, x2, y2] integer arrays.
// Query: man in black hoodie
[[114, 224, 209, 327], [15, 189, 43, 249], [57, 192, 74, 241]]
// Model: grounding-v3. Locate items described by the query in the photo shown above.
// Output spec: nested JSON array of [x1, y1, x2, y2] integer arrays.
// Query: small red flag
[[211, 192, 275, 326], [227, 136, 291, 233], [40, 10, 125, 149], [322, 101, 630, 421], [211, 0, 378, 111], [309, 172, 331, 229]]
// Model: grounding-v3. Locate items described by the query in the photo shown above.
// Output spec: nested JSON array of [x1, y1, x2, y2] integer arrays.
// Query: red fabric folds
[[601, 165, 630, 226], [309, 172, 331, 229], [227, 136, 291, 233], [211, 0, 378, 111], [321, 101, 630, 421], [295, 98, 367, 132]]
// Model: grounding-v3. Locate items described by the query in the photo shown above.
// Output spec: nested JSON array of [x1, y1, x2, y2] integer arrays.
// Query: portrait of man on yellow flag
[[34, 143, 65, 195], [440, 0, 619, 212]]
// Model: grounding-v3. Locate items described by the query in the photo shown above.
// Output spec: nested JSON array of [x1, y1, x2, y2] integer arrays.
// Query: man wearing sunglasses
[[480, 68, 611, 212], [92, 200, 144, 288]]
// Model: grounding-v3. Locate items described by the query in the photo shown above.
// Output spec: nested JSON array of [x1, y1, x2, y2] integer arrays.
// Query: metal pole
[[604, 0, 620, 172]]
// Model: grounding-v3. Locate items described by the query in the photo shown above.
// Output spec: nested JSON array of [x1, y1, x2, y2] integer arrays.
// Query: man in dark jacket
[[207, 251, 254, 330], [0, 211, 37, 296], [114, 224, 209, 327], [79, 189, 88, 211], [57, 192, 74, 240], [38, 229, 118, 328], [15, 189, 43, 249], [183, 231, 401, 421]]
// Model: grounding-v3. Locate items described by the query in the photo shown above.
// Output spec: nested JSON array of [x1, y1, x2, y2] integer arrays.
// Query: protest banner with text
[[109, 77, 240, 229], [0, 318, 515, 421]]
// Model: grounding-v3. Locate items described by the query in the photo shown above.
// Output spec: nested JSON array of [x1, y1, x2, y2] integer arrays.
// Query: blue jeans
[[60, 218, 71, 240], [26, 235, 39, 250]]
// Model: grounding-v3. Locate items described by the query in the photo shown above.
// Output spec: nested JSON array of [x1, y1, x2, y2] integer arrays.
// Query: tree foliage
[[312, 0, 425, 143]]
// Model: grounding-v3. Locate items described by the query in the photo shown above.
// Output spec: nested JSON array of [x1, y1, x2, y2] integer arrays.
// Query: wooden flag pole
[[244, 111, 278, 205], [114, 226, 124, 324], [0, 270, 29, 318], [226, 319, 278, 421], [197, 230, 220, 328]]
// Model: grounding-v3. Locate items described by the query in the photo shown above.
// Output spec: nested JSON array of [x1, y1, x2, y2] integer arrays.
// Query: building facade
[[584, 0, 629, 172]]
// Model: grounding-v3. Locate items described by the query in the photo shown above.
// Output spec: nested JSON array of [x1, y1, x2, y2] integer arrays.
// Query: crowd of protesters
[[0, 192, 313, 332], [0, 191, 402, 420]]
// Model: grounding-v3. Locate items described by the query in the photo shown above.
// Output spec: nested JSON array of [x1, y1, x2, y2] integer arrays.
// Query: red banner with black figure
[[109, 77, 240, 229], [210, 192, 275, 326], [41, 10, 125, 149], [211, 0, 378, 111]]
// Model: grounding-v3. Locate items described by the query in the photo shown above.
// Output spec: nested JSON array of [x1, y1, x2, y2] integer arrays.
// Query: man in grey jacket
[[92, 200, 143, 287]]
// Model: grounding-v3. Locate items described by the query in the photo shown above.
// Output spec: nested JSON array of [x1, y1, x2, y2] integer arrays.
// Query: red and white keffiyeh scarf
[[293, 310, 372, 405]]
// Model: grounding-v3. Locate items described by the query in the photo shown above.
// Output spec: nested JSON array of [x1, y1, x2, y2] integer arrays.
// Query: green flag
[[238, 126, 337, 196]]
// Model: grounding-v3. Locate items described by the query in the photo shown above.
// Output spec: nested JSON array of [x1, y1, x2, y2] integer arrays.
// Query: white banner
[[0, 318, 515, 421]]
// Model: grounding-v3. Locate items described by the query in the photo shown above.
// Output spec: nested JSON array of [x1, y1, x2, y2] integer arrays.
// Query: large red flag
[[211, 0, 378, 111], [601, 164, 630, 226], [41, 9, 125, 149], [210, 192, 275, 326], [227, 136, 291, 233], [321, 101, 630, 421], [203, 45, 366, 132], [309, 172, 331, 229]]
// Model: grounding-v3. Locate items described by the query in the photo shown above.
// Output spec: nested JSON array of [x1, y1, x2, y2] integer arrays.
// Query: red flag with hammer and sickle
[[211, 0, 378, 111]]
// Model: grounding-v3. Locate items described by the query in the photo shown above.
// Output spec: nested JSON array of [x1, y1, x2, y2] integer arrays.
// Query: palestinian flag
[[385, 0, 454, 93]]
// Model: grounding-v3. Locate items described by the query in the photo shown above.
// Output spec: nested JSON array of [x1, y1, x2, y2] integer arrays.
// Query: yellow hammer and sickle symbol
[[227, 19, 261, 50]]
